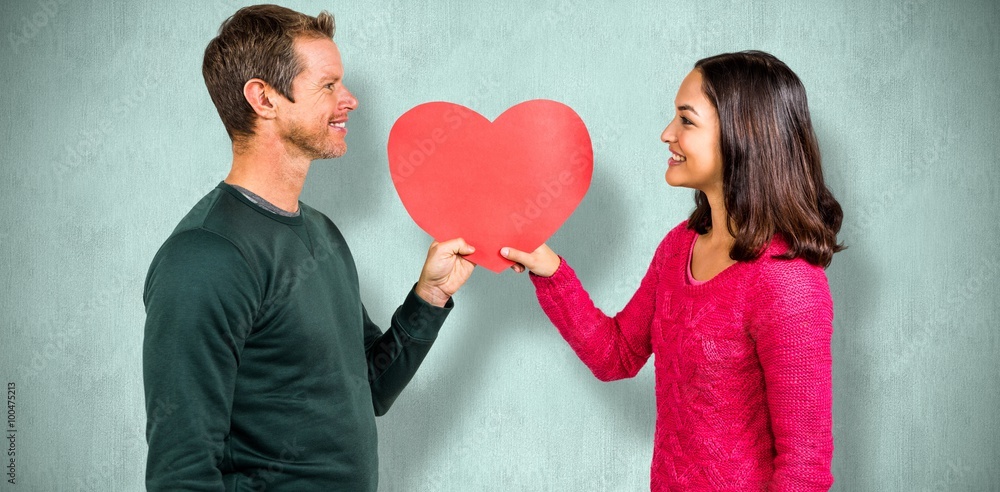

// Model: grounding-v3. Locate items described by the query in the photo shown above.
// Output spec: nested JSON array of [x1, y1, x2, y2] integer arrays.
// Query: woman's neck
[[702, 187, 736, 248]]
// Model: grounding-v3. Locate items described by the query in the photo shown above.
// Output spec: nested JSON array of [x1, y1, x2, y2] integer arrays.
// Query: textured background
[[1, 0, 998, 490]]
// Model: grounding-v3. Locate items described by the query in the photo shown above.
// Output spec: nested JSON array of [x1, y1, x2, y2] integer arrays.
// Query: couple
[[143, 5, 840, 491]]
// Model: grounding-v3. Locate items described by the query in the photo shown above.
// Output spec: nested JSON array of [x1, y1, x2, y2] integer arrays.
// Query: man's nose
[[341, 86, 358, 111]]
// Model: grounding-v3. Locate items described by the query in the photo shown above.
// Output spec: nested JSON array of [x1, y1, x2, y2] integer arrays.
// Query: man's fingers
[[456, 241, 476, 256], [437, 237, 475, 256]]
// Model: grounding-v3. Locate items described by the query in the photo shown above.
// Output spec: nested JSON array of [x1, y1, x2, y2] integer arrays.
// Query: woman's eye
[[680, 116, 693, 125]]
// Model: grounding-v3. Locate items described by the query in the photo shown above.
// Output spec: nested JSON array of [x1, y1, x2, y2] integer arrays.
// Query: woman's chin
[[664, 170, 686, 188]]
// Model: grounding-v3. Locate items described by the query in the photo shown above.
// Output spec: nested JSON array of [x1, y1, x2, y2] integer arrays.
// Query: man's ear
[[243, 78, 278, 120]]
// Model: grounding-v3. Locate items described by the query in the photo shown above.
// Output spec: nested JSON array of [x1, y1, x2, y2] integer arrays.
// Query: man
[[142, 5, 475, 490]]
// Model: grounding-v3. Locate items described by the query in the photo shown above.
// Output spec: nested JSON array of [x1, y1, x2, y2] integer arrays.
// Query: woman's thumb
[[500, 246, 529, 266]]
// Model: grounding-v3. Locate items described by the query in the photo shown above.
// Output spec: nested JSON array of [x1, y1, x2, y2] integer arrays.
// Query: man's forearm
[[365, 287, 451, 415]]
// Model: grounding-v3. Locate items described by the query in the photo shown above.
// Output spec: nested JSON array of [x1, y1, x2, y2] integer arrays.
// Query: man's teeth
[[331, 122, 346, 128], [672, 153, 686, 161]]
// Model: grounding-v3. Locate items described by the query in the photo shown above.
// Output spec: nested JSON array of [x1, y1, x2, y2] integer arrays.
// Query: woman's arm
[[750, 261, 835, 491], [503, 241, 666, 382]]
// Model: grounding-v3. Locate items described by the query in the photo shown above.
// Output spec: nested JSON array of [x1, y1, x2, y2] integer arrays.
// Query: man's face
[[277, 37, 358, 160]]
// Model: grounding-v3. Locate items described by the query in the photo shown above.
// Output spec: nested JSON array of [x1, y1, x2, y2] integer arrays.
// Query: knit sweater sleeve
[[749, 260, 835, 491], [529, 238, 669, 381]]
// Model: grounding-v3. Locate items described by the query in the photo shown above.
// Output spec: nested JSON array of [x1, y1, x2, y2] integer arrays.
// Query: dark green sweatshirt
[[143, 182, 451, 491]]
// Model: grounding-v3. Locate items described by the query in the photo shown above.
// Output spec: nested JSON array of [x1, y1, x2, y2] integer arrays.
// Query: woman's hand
[[500, 244, 560, 277]]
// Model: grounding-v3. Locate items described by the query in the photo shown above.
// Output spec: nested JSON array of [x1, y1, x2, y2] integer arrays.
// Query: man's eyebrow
[[677, 104, 699, 116], [318, 73, 342, 83]]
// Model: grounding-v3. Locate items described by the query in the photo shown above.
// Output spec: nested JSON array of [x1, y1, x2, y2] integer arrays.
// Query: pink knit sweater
[[530, 221, 834, 491]]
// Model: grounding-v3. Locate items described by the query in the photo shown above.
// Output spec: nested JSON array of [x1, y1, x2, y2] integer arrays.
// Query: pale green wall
[[1, 0, 998, 490]]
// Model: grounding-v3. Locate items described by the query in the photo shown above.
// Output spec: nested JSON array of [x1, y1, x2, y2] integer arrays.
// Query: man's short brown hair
[[202, 5, 335, 141]]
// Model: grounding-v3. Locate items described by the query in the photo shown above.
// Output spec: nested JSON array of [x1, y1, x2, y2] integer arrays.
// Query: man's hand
[[415, 238, 477, 307], [500, 243, 560, 277]]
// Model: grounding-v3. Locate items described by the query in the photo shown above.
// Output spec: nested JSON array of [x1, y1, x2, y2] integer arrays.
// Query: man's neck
[[224, 140, 312, 214]]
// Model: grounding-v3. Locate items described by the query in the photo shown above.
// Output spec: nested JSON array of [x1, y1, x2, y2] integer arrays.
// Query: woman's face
[[660, 69, 724, 194]]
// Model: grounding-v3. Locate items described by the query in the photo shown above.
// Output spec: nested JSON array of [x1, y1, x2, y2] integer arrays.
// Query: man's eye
[[325, 83, 335, 90]]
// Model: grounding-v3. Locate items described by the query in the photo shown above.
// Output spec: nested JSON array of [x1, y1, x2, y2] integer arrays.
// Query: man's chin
[[314, 145, 347, 160]]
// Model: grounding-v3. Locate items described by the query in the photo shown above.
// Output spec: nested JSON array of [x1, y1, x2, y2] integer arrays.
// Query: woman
[[501, 51, 843, 490]]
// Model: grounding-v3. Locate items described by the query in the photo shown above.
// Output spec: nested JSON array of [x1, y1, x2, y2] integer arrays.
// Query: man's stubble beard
[[286, 122, 346, 160]]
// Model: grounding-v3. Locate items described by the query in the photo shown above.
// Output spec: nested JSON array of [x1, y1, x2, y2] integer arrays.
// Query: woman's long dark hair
[[687, 50, 844, 268]]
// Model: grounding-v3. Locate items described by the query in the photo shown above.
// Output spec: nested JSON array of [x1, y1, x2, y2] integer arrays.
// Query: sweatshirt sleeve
[[142, 230, 262, 491], [528, 238, 668, 382], [363, 286, 452, 416], [749, 261, 835, 491]]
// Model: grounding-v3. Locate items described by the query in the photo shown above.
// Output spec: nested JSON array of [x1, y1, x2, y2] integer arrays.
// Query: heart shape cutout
[[388, 100, 593, 272]]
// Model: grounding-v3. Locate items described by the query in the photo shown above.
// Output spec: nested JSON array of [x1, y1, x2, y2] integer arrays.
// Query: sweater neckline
[[678, 225, 790, 290], [680, 226, 746, 290], [217, 181, 305, 226]]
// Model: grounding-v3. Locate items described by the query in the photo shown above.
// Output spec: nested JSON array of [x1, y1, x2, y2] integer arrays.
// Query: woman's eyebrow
[[677, 104, 700, 116]]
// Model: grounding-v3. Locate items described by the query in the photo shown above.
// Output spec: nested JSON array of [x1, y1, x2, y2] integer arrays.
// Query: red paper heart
[[388, 100, 593, 272]]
